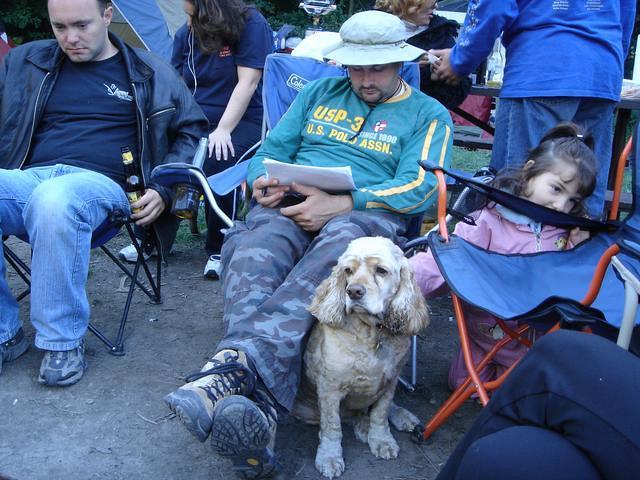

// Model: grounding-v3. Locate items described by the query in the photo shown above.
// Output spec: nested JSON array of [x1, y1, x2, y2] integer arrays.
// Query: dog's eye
[[376, 267, 389, 276], [344, 267, 353, 275]]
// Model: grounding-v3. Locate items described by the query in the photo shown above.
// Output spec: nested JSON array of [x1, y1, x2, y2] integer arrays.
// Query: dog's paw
[[388, 403, 420, 432], [368, 434, 399, 460], [316, 439, 345, 479], [315, 450, 345, 479]]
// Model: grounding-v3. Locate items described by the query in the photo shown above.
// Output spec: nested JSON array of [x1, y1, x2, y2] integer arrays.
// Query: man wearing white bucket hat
[[164, 10, 452, 479]]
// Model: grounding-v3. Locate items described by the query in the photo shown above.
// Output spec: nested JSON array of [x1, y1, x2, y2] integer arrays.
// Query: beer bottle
[[171, 137, 208, 219], [121, 146, 144, 214]]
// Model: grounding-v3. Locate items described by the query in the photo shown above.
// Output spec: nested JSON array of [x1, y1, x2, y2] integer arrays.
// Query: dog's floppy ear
[[384, 257, 430, 335], [308, 263, 347, 326]]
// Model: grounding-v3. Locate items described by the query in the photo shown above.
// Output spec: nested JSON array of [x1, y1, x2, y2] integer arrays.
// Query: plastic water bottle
[[486, 38, 504, 87]]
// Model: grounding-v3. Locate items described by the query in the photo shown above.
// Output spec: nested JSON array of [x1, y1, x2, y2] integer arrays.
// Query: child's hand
[[569, 228, 590, 246]]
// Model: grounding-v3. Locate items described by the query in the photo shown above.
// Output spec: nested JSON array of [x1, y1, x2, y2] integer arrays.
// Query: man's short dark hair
[[48, 0, 110, 13]]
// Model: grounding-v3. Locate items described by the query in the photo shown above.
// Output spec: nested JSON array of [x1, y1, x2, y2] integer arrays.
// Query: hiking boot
[[210, 386, 279, 479], [164, 349, 256, 442], [203, 254, 222, 280], [0, 328, 30, 375], [38, 343, 87, 387]]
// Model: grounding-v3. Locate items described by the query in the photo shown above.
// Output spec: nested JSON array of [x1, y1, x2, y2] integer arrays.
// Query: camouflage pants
[[218, 205, 408, 411]]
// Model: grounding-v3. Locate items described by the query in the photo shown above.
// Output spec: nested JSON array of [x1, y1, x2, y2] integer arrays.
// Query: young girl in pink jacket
[[411, 122, 597, 390]]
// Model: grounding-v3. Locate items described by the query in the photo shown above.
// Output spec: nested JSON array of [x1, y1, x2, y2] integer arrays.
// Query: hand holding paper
[[263, 159, 356, 192], [252, 175, 290, 208]]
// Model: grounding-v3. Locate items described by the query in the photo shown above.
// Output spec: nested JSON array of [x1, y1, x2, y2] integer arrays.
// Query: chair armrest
[[151, 163, 234, 227]]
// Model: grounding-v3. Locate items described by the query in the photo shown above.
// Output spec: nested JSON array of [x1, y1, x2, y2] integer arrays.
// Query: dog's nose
[[347, 283, 365, 300]]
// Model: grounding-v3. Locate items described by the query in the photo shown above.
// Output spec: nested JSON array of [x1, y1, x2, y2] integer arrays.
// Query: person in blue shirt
[[430, 0, 636, 219], [120, 0, 273, 278]]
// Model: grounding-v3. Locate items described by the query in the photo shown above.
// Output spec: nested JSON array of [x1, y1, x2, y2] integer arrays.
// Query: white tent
[[109, 0, 187, 61]]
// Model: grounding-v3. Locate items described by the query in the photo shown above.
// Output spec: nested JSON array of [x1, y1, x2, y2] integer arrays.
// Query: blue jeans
[[0, 165, 130, 351], [491, 97, 617, 218]]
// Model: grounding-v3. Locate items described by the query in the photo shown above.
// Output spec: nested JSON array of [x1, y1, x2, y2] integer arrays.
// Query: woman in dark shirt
[[173, 0, 273, 278]]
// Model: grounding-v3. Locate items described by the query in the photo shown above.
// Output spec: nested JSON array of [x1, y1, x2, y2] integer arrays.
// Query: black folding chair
[[3, 210, 161, 356]]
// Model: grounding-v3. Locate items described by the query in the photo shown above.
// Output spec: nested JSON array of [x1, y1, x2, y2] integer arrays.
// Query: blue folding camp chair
[[409, 126, 639, 440], [3, 212, 162, 356], [151, 52, 424, 388]]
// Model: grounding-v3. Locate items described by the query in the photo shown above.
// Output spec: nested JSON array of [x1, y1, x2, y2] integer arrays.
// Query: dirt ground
[[0, 232, 479, 480]]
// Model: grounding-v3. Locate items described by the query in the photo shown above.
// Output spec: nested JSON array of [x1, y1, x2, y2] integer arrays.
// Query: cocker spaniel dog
[[292, 236, 430, 479]]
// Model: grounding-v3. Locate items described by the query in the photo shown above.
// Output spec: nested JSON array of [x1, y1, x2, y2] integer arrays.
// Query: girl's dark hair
[[186, 0, 250, 54], [491, 122, 598, 216]]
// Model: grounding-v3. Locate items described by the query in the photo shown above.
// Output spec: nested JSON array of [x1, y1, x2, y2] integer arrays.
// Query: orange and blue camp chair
[[409, 126, 638, 440]]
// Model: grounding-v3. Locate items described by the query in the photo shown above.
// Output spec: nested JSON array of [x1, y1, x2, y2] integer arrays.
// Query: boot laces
[[185, 360, 257, 404]]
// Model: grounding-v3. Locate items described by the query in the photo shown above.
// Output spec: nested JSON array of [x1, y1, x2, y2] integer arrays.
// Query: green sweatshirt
[[247, 76, 453, 216]]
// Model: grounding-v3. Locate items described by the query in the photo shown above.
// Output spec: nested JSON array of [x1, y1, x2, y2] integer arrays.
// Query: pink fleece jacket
[[410, 204, 573, 390]]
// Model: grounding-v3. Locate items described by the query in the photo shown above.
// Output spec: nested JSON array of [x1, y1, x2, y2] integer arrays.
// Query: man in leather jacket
[[0, 0, 207, 386]]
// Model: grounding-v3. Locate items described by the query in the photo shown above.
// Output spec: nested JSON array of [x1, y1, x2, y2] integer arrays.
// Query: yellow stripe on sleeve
[[438, 124, 451, 167]]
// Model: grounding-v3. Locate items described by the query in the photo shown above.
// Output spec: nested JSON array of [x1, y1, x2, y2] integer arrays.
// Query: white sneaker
[[204, 254, 222, 280], [118, 243, 155, 263]]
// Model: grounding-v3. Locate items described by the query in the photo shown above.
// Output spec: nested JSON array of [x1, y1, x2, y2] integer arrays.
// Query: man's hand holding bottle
[[130, 189, 165, 227]]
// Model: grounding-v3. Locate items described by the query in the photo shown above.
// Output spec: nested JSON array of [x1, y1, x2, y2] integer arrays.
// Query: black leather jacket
[[0, 33, 208, 257]]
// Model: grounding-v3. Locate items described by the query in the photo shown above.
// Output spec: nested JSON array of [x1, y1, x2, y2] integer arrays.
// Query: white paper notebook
[[263, 159, 356, 192]]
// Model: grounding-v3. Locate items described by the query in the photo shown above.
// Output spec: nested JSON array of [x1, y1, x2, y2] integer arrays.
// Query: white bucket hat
[[324, 10, 425, 66]]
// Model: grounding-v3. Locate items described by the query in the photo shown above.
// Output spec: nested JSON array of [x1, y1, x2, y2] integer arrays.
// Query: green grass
[[451, 146, 492, 173], [174, 204, 208, 247], [622, 167, 633, 193]]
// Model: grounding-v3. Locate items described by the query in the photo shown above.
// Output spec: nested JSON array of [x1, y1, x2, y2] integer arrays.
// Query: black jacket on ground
[[0, 33, 208, 257], [407, 15, 471, 109]]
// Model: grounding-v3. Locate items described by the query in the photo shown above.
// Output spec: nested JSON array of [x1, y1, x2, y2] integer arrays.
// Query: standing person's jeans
[[491, 97, 617, 218], [436, 330, 640, 480], [0, 165, 130, 351]]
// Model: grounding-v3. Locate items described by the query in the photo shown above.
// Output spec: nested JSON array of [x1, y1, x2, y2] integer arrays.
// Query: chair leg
[[90, 226, 162, 355], [4, 245, 32, 301], [420, 383, 477, 441], [399, 335, 418, 392], [125, 222, 162, 304], [87, 323, 124, 355], [419, 363, 518, 442], [417, 296, 533, 441], [99, 234, 160, 303], [88, 247, 144, 356]]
